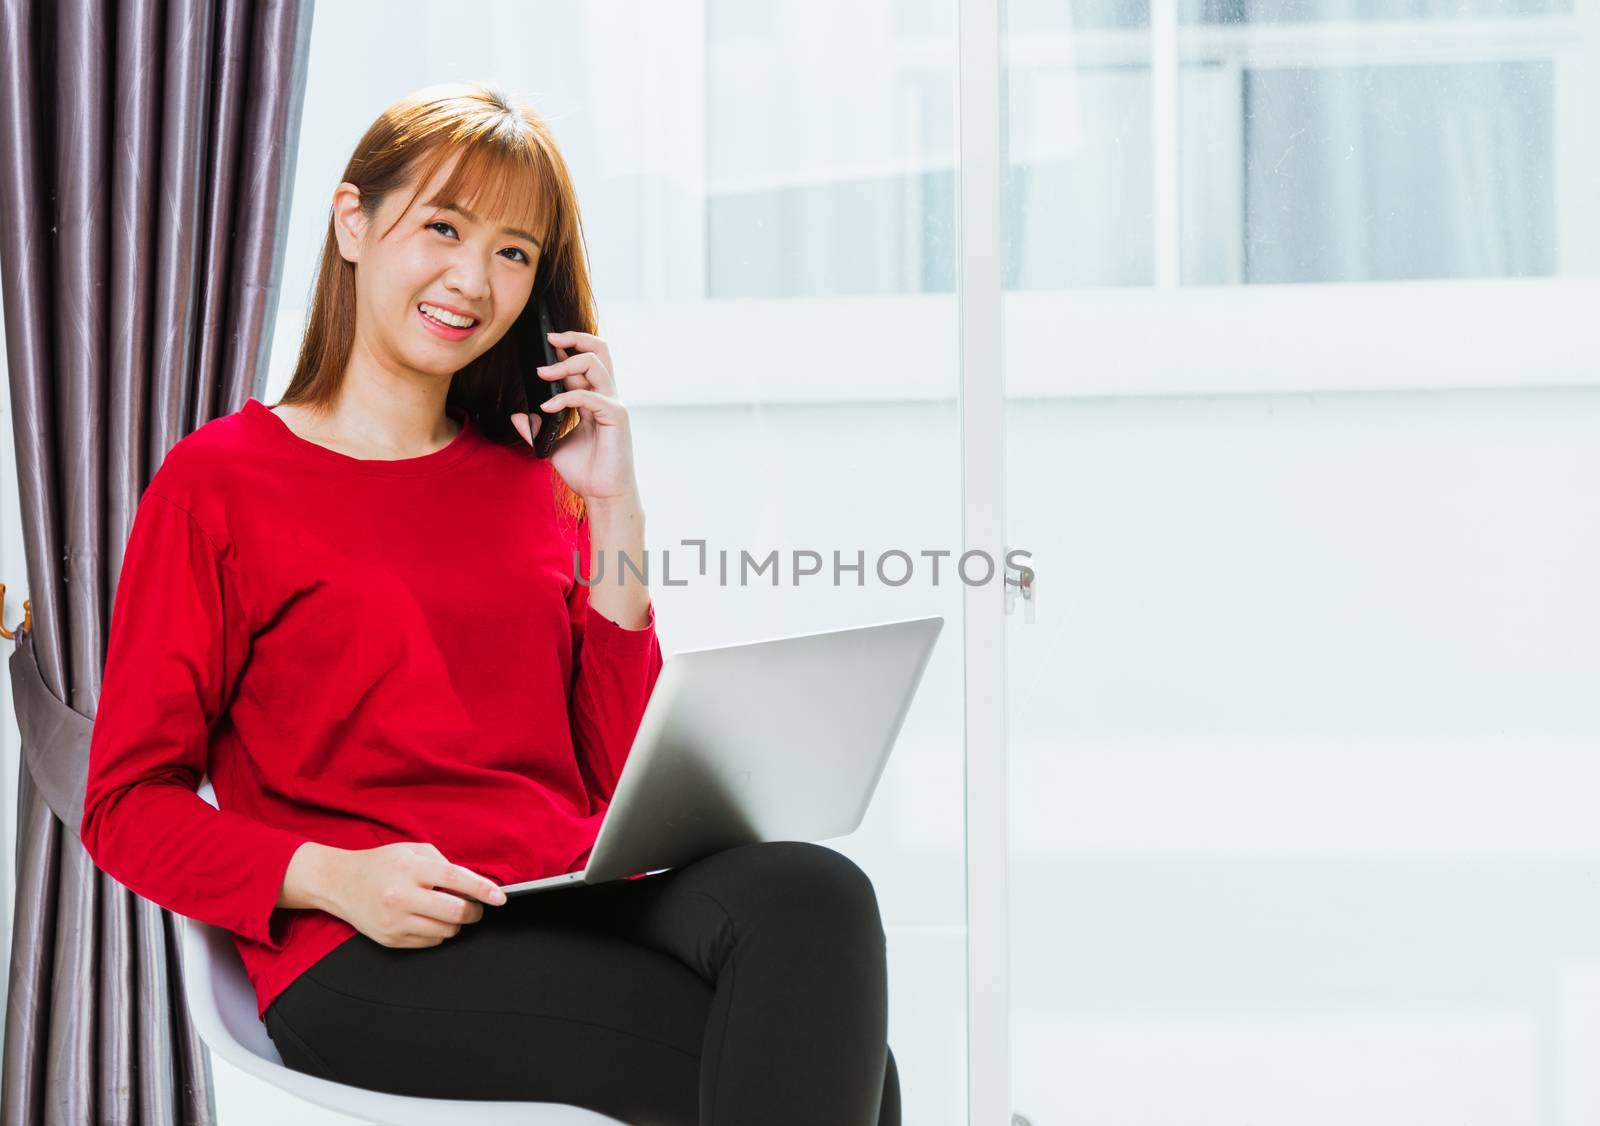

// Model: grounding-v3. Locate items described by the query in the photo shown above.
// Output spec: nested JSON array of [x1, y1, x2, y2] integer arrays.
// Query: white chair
[[183, 780, 627, 1125]]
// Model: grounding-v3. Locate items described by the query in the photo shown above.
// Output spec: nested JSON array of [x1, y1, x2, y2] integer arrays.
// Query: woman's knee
[[723, 840, 885, 940]]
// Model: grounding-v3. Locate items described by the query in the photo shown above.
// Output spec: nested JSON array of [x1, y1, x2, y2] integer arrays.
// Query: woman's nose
[[445, 264, 491, 302]]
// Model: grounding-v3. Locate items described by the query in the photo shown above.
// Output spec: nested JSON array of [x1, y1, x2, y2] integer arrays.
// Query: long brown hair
[[277, 81, 590, 523]]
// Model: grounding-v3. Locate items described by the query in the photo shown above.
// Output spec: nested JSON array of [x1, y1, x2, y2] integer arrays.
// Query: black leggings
[[263, 840, 900, 1126]]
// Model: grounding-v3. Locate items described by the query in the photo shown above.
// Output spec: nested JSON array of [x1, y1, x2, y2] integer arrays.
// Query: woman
[[79, 82, 900, 1125]]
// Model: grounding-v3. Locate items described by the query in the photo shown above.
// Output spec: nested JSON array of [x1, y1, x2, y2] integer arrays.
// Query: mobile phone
[[515, 278, 575, 459]]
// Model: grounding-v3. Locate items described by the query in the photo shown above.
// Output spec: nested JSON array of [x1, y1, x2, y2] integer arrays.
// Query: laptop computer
[[500, 614, 944, 897]]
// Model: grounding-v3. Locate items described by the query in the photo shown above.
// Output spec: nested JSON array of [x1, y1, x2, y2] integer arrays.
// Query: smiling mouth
[[417, 303, 480, 330]]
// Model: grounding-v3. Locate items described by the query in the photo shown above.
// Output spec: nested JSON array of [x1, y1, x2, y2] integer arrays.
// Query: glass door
[[998, 1, 1600, 1123]]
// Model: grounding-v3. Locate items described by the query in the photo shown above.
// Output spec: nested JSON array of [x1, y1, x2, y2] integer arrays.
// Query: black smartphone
[[514, 278, 575, 459]]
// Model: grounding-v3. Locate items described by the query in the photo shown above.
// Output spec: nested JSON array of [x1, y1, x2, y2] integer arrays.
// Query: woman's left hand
[[509, 330, 638, 503]]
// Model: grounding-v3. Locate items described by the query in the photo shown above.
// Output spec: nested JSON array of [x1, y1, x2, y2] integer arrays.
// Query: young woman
[[79, 82, 900, 1125]]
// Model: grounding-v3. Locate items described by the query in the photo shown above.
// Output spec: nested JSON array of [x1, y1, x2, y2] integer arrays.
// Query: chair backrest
[[179, 913, 287, 1065], [186, 779, 286, 1063]]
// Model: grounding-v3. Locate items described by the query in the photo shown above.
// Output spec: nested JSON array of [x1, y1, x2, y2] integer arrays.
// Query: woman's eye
[[428, 221, 529, 264]]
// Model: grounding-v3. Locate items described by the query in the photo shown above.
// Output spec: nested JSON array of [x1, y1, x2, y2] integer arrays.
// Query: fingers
[[401, 914, 462, 943], [419, 886, 487, 925], [429, 857, 507, 907], [536, 341, 616, 398], [509, 410, 540, 447], [390, 894, 481, 947], [545, 329, 607, 362], [539, 387, 626, 425]]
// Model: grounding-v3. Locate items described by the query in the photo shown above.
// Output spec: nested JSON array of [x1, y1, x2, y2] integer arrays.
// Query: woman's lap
[[264, 840, 898, 1126], [267, 920, 710, 1122]]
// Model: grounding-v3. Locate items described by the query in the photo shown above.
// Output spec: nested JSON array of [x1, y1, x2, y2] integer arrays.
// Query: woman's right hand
[[323, 842, 507, 948]]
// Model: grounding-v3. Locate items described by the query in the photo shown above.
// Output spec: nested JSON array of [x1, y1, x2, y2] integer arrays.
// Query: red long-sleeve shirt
[[80, 397, 662, 1020]]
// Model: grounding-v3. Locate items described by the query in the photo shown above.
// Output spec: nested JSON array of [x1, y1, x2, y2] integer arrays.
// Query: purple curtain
[[0, 0, 314, 1121]]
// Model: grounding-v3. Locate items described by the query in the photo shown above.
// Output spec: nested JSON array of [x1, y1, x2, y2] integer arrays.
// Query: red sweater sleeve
[[566, 512, 665, 808], [80, 488, 311, 950]]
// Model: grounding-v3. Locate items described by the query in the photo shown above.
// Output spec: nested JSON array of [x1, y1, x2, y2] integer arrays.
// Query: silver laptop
[[500, 614, 944, 897]]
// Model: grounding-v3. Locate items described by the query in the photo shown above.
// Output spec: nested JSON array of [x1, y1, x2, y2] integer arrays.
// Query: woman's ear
[[331, 181, 367, 265]]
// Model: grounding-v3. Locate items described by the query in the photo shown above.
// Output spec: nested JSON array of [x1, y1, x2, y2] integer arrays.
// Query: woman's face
[[332, 153, 543, 381]]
